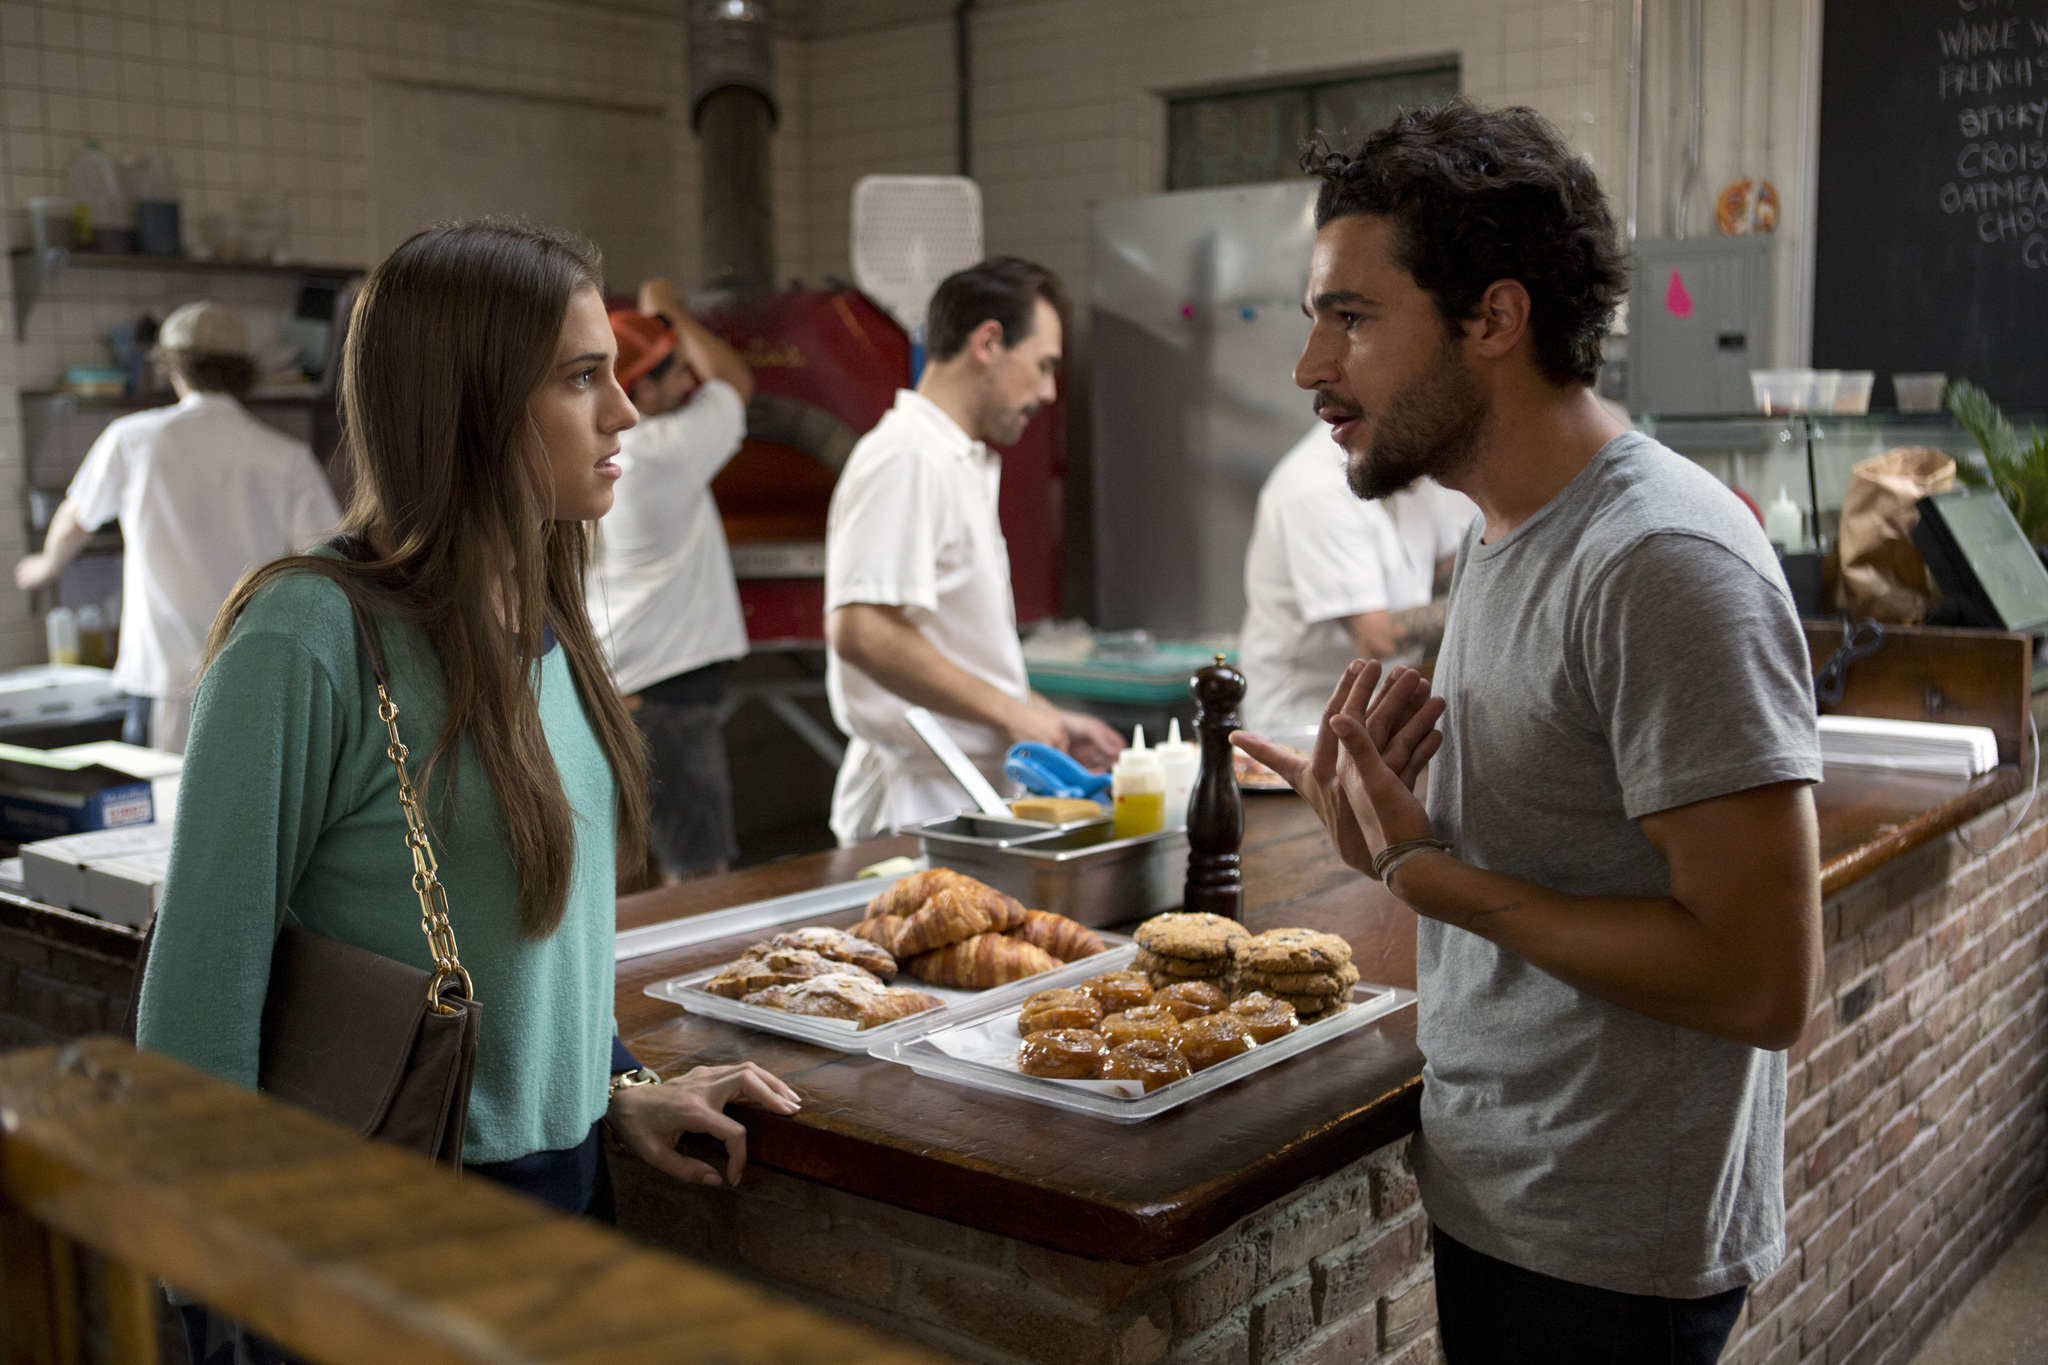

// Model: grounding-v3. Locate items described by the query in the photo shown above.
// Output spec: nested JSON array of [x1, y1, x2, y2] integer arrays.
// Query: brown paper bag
[[1836, 447, 1956, 622]]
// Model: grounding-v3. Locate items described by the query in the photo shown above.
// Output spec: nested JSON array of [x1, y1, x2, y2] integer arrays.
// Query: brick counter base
[[1724, 792, 2048, 1365], [612, 1133, 1440, 1365], [0, 895, 142, 1049]]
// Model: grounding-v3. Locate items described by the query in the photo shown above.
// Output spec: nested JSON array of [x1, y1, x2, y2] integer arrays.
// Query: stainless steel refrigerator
[[1090, 182, 1320, 635]]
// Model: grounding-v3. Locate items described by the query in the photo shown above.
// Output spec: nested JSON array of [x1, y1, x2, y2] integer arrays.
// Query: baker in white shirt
[[587, 277, 754, 881], [825, 257, 1124, 844], [1239, 425, 1475, 734], [15, 302, 340, 753]]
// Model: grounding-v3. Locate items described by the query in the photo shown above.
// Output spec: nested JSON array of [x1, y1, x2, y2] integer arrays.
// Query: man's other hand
[[1000, 697, 1071, 751], [1060, 710, 1126, 772], [1234, 659, 1443, 878], [14, 555, 58, 591]]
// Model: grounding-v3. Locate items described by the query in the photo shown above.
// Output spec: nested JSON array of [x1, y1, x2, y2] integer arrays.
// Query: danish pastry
[[1099, 1004, 1186, 1050], [1078, 970, 1153, 1013], [1227, 991, 1300, 1044], [759, 926, 898, 981], [1180, 1013, 1254, 1070], [1101, 1038, 1191, 1092], [1018, 1028, 1106, 1079], [741, 975, 942, 1029], [704, 949, 878, 999], [1018, 988, 1104, 1036], [1154, 980, 1228, 1021]]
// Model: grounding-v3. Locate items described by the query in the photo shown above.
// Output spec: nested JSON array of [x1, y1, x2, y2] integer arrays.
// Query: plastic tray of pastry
[[644, 930, 1136, 1055], [867, 944, 1415, 1121]]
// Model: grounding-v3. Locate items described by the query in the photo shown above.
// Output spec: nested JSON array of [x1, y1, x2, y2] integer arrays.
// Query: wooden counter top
[[615, 762, 2026, 1265], [1816, 765, 2022, 895], [616, 798, 1420, 1265]]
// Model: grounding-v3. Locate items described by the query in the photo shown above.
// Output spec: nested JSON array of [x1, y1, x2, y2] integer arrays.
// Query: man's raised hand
[[1233, 660, 1446, 879]]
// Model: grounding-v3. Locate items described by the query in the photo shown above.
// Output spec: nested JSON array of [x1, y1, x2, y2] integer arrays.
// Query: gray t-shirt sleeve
[[1577, 530, 1823, 819]]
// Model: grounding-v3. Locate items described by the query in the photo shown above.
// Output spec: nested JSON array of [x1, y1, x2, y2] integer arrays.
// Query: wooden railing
[[0, 1037, 953, 1365]]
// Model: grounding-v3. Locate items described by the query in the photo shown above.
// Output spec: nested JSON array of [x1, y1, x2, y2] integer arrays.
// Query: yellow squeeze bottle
[[1111, 725, 1166, 840]]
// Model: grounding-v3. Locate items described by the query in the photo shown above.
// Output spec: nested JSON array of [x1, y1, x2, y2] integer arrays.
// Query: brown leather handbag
[[129, 593, 482, 1168]]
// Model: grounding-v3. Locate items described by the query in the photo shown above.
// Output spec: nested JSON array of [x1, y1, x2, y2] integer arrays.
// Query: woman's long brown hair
[[205, 219, 649, 938]]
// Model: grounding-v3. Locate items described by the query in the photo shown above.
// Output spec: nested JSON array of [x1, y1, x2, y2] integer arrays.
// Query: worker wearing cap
[[586, 278, 755, 882], [15, 302, 340, 753]]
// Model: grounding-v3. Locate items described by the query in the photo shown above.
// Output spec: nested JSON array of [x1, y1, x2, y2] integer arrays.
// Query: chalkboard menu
[[1812, 0, 2048, 409]]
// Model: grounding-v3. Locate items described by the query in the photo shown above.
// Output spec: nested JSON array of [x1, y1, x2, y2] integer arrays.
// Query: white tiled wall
[[0, 0, 1819, 665], [801, 17, 957, 288], [796, 0, 1633, 300], [0, 0, 768, 667], [796, 0, 1817, 364]]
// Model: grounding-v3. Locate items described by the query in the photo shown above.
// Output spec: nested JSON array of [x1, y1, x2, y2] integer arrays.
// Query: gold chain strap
[[376, 681, 472, 1015]]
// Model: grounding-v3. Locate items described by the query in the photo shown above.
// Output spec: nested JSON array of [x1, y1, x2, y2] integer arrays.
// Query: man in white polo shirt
[[825, 257, 1123, 844], [15, 301, 339, 753], [587, 277, 754, 881], [1239, 424, 1475, 733]]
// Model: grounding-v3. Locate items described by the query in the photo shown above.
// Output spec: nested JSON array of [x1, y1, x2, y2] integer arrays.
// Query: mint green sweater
[[135, 567, 618, 1163]]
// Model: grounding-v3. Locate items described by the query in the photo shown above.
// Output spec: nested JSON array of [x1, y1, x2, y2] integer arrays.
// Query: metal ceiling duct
[[689, 0, 778, 288]]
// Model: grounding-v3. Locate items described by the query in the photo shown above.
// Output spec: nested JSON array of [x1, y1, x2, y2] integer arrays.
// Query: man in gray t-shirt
[[1240, 100, 1823, 1363]]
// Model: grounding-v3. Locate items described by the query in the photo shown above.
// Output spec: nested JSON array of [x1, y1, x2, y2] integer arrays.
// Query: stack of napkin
[[1817, 715, 1999, 778]]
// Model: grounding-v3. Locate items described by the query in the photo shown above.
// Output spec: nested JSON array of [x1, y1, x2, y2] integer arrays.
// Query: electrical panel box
[[1627, 236, 1774, 416]]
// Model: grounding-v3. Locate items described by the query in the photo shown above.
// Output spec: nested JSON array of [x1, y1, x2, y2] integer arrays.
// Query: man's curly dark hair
[[1304, 98, 1628, 387]]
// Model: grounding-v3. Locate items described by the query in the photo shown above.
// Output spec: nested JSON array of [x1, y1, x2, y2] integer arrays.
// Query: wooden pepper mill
[[1184, 652, 1246, 921]]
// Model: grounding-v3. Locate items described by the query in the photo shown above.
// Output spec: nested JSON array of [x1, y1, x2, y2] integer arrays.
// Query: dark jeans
[[633, 662, 738, 876], [1434, 1224, 1747, 1364]]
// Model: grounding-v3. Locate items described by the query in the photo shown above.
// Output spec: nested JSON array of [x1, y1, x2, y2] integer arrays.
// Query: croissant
[[850, 914, 909, 958], [907, 933, 1061, 989], [890, 883, 1029, 958], [866, 867, 973, 918], [1009, 910, 1106, 962]]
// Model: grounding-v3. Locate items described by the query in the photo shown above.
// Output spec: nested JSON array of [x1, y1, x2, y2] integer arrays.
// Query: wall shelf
[[1642, 410, 2048, 553], [18, 387, 332, 411], [7, 248, 364, 341]]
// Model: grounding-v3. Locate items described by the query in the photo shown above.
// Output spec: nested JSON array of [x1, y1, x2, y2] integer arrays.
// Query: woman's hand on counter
[[607, 1061, 801, 1188], [1233, 659, 1443, 878]]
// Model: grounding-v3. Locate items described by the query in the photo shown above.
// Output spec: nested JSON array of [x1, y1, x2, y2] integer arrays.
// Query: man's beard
[[980, 398, 1037, 448], [1336, 337, 1488, 500]]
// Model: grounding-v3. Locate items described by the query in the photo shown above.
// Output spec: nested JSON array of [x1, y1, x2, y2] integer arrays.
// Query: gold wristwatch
[[608, 1067, 663, 1099]]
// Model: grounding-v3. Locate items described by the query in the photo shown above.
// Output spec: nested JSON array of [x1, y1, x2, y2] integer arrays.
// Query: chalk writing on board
[[1937, 5, 2048, 266]]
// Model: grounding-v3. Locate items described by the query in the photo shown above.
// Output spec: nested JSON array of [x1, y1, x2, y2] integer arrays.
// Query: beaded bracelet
[[1371, 837, 1453, 880]]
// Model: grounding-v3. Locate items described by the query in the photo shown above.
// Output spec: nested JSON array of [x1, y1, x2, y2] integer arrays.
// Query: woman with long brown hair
[[135, 221, 797, 1253]]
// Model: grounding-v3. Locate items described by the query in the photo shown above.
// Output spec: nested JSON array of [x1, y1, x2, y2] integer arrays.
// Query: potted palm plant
[[1945, 380, 2048, 567]]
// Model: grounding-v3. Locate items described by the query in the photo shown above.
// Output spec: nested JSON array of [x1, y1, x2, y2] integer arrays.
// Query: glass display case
[[1640, 411, 2043, 552]]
